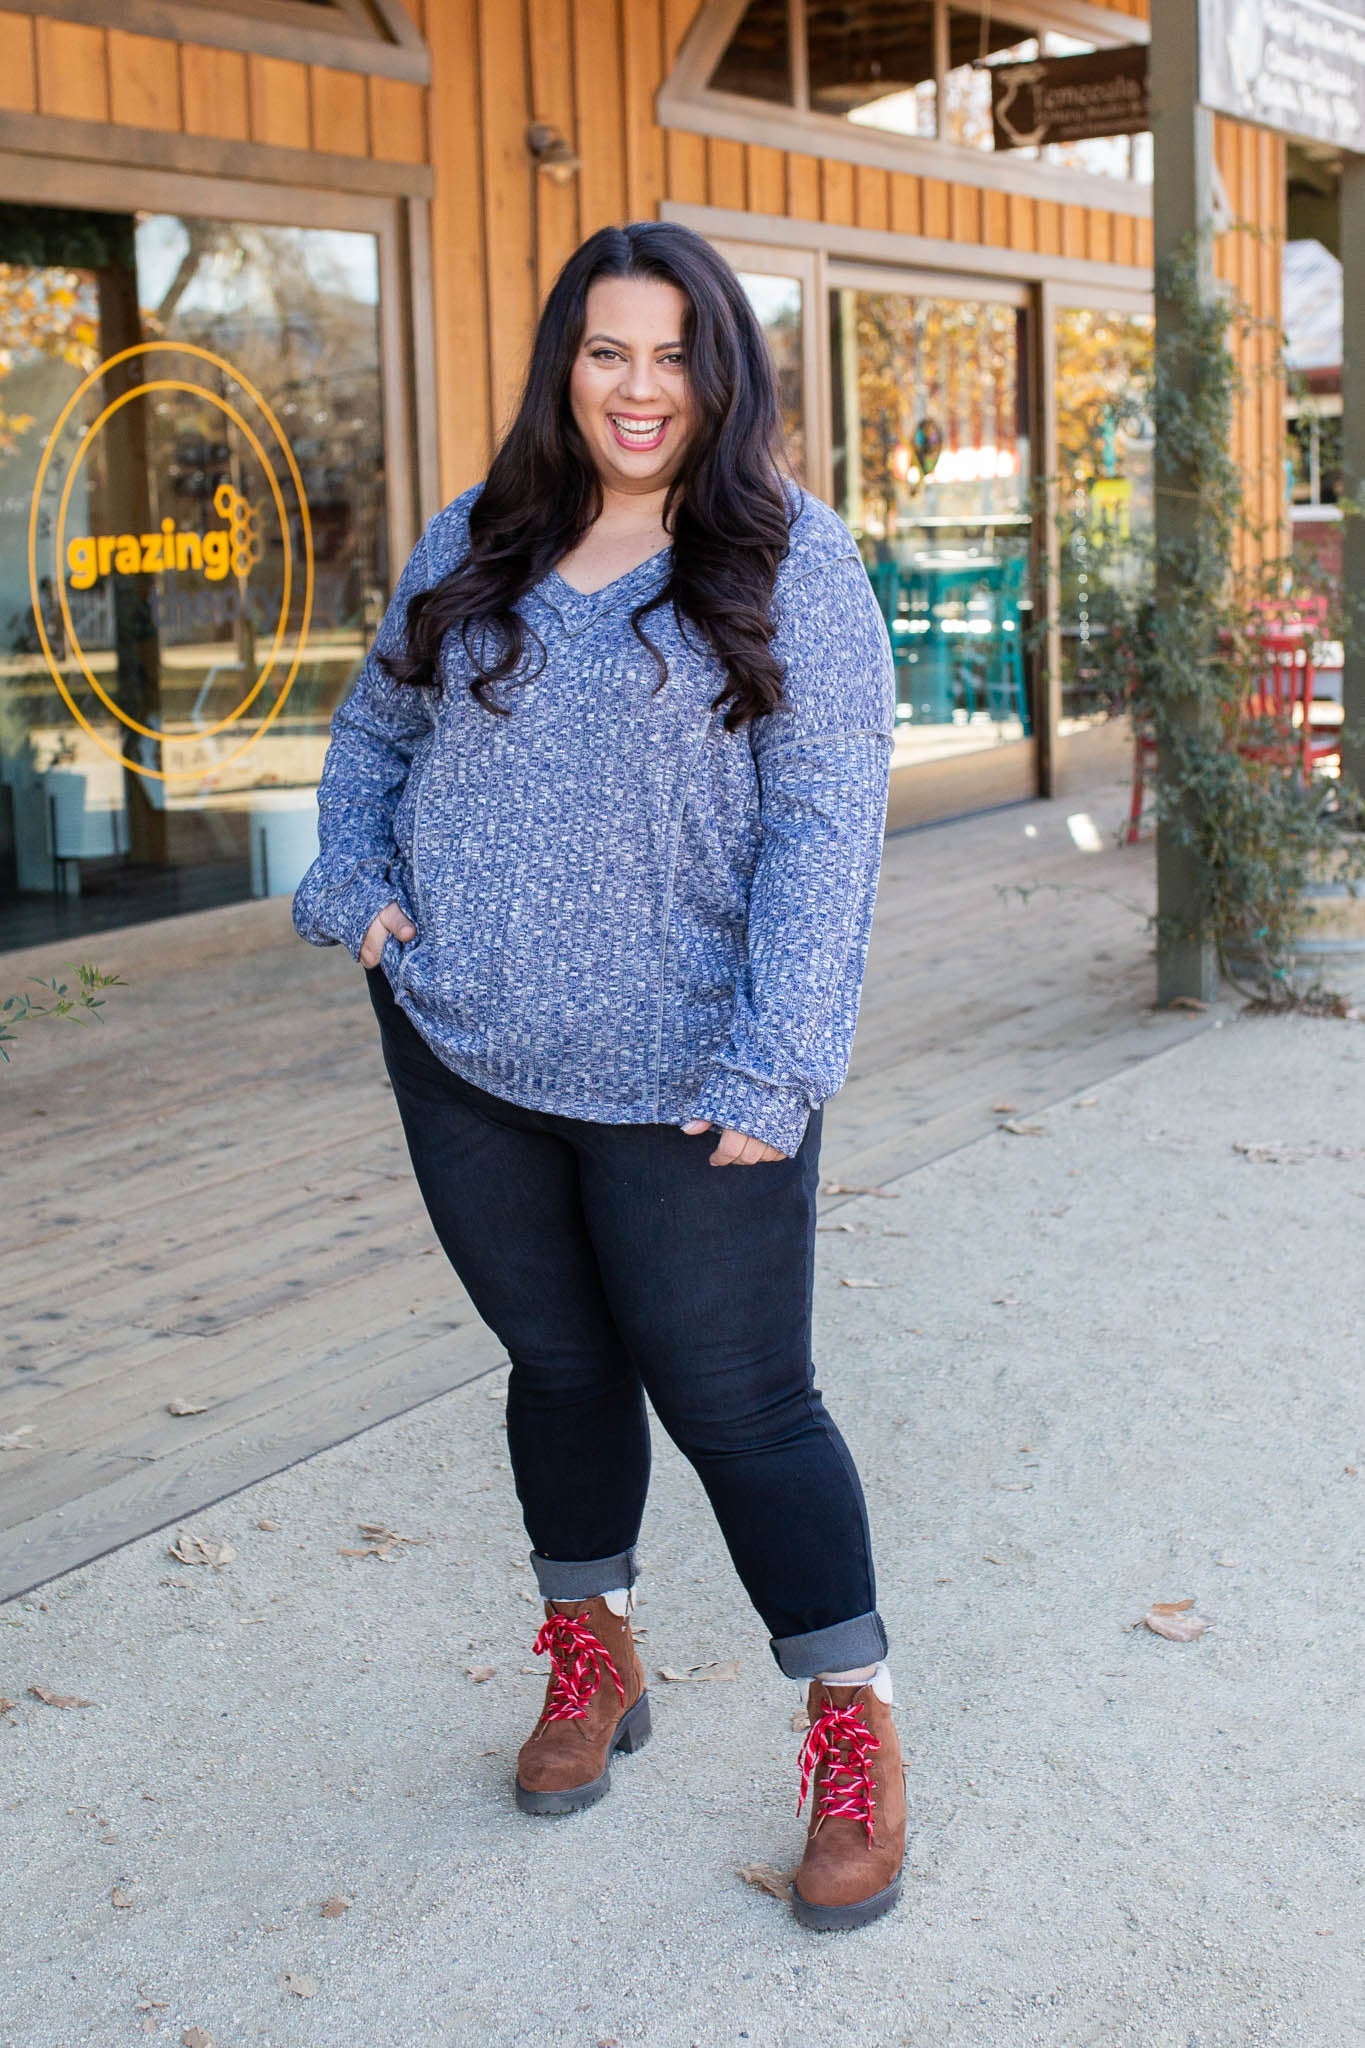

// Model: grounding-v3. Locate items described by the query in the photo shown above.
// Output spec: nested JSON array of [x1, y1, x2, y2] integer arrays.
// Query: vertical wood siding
[[0, 0, 1282, 541], [0, 8, 427, 161]]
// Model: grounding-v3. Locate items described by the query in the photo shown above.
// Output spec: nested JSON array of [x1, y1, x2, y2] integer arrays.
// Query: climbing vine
[[1069, 234, 1364, 1004]]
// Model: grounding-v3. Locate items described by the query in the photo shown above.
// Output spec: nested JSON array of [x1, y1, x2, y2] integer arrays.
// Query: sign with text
[[991, 45, 1150, 149], [1199, 0, 1365, 149]]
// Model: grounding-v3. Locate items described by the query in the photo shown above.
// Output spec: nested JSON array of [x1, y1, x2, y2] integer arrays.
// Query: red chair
[[1237, 628, 1343, 783], [1127, 617, 1341, 844], [1126, 723, 1158, 845]]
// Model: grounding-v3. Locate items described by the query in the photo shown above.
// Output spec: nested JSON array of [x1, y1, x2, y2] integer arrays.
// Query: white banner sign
[[1200, 0, 1365, 148]]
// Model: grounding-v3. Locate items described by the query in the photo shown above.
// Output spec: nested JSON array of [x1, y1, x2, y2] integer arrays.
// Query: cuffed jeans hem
[[529, 1546, 639, 1601], [768, 1609, 889, 1681]]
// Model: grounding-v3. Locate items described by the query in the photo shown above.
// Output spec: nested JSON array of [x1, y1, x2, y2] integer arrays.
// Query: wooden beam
[[1150, 0, 1219, 1003], [1341, 155, 1365, 797]]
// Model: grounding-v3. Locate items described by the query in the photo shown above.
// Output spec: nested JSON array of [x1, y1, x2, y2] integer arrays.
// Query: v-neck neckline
[[544, 544, 672, 606]]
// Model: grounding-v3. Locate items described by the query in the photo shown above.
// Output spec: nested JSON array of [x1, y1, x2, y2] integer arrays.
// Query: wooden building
[[0, 0, 1285, 949]]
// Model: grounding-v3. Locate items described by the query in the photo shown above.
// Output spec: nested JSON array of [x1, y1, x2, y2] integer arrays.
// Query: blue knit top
[[291, 482, 895, 1155]]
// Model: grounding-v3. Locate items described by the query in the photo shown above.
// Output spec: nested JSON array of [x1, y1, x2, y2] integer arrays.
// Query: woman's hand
[[681, 1119, 787, 1165], [359, 901, 417, 970]]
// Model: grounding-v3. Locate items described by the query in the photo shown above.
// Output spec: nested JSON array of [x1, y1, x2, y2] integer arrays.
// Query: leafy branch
[[0, 964, 127, 1063]]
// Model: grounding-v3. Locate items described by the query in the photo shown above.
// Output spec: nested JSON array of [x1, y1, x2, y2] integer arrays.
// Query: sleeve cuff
[[687, 1067, 813, 1157], [293, 864, 410, 962]]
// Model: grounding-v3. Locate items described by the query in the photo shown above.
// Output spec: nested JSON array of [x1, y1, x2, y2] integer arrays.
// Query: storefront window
[[807, 1, 937, 139], [708, 0, 792, 103], [706, 1, 1151, 181], [1053, 304, 1154, 732], [3, 204, 387, 949], [831, 282, 1032, 763], [737, 270, 806, 480]]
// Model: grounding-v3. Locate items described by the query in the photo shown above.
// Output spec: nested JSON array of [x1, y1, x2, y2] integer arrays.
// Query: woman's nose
[[616, 357, 662, 401]]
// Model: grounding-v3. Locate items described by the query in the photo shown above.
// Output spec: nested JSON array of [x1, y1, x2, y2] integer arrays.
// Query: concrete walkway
[[4, 975, 1365, 2047]]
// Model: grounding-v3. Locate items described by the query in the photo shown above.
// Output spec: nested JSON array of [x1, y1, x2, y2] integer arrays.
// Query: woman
[[292, 221, 900, 1932]]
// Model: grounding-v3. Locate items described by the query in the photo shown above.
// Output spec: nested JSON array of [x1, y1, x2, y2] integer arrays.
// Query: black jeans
[[366, 967, 887, 1680]]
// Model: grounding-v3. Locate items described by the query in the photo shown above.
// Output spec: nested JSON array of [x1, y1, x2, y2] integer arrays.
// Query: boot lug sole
[[790, 1869, 903, 1932], [514, 1691, 651, 1816]]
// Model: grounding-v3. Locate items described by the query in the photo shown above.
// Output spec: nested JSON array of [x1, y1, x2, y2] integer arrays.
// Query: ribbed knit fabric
[[291, 482, 895, 1156]]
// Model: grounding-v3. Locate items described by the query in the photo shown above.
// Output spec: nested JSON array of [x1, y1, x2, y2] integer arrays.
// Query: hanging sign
[[1199, 0, 1365, 150], [991, 46, 1150, 149]]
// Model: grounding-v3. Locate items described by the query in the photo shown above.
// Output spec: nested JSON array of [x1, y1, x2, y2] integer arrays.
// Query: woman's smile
[[607, 412, 671, 452]]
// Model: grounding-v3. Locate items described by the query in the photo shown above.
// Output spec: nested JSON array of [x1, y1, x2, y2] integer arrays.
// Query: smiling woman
[[291, 219, 905, 1934]]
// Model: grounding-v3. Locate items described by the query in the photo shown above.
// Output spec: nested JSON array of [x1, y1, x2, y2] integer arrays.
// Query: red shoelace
[[797, 1697, 881, 1844], [531, 1610, 626, 1723]]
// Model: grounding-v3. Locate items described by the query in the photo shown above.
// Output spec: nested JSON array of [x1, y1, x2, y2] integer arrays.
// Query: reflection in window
[[737, 270, 805, 479], [808, 1, 936, 139], [942, 11, 1036, 150], [832, 285, 1032, 760], [708, 0, 791, 103], [4, 203, 388, 946], [1054, 305, 1154, 730]]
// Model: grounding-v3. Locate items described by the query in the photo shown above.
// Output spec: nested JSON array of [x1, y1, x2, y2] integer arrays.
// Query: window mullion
[[789, 0, 809, 114], [933, 0, 949, 140]]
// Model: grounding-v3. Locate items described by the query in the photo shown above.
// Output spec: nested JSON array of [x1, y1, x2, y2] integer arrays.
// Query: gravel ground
[[4, 998, 1365, 2048]]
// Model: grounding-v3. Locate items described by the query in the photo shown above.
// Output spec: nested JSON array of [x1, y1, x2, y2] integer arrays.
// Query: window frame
[[659, 0, 1152, 219], [18, 0, 428, 84]]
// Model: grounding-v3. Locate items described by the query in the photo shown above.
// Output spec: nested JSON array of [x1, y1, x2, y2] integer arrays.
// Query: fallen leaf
[[819, 1182, 899, 1198], [991, 1100, 1017, 1114], [257, 1519, 281, 1532], [135, 1986, 170, 2012], [466, 1665, 497, 1683], [159, 1577, 193, 1589], [656, 1660, 740, 1683], [992, 1293, 1022, 1307], [29, 1685, 95, 1708], [1000, 1120, 1046, 1137], [982, 1555, 1005, 1565], [1166, 994, 1208, 1011], [319, 1896, 350, 1919], [279, 1971, 317, 1999], [1346, 1466, 1359, 1478], [340, 1521, 423, 1561], [111, 1886, 133, 1909], [1136, 1598, 1212, 1642], [1234, 1139, 1365, 1166], [993, 1482, 1032, 1492], [817, 1220, 868, 1234], [1214, 1557, 1240, 1567], [839, 1277, 882, 1289], [790, 1709, 809, 1731], [0, 1425, 38, 1451], [182, 2030, 216, 2048], [1076, 1096, 1099, 1108], [165, 1397, 209, 1417], [738, 1862, 794, 1902], [167, 1533, 236, 1570]]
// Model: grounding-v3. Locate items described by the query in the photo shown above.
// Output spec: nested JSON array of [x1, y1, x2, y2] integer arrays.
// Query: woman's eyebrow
[[583, 332, 683, 350]]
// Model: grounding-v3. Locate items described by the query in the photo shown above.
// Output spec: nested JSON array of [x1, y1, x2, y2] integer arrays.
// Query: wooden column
[[1341, 153, 1365, 797], [1150, 0, 1220, 1004]]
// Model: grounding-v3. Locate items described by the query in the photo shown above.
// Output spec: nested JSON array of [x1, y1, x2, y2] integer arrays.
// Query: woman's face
[[568, 276, 695, 498]]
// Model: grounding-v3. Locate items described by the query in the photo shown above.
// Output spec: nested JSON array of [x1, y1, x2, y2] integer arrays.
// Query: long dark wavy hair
[[380, 221, 796, 729]]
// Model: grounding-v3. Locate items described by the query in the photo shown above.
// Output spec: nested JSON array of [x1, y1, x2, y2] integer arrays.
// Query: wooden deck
[[1, 743, 1216, 1602]]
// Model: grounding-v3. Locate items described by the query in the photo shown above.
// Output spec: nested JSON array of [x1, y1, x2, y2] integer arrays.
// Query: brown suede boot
[[514, 1594, 650, 1816], [791, 1673, 906, 1930]]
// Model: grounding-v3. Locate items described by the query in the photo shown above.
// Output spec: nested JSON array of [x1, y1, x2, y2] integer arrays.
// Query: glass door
[[1052, 299, 1155, 737], [828, 264, 1035, 815]]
